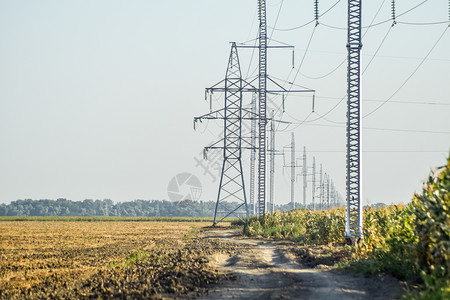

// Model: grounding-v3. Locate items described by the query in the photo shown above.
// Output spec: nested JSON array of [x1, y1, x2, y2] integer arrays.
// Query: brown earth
[[0, 222, 404, 299], [197, 227, 404, 300]]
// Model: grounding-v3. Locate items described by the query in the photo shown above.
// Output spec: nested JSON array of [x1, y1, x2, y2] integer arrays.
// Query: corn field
[[244, 154, 450, 299]]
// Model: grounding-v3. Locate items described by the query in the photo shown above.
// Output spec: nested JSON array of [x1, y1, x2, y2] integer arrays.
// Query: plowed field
[[0, 221, 238, 299]]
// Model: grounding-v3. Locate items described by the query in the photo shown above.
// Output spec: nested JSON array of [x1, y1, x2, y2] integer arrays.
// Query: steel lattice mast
[[312, 156, 316, 210], [319, 164, 323, 210], [345, 0, 363, 240], [196, 1, 314, 221], [214, 43, 248, 224], [290, 132, 295, 210], [195, 43, 257, 225], [302, 146, 307, 207], [257, 0, 268, 215], [269, 110, 275, 213], [249, 92, 258, 216]]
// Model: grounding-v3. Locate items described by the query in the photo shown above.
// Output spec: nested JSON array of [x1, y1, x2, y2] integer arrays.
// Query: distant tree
[[0, 199, 224, 218]]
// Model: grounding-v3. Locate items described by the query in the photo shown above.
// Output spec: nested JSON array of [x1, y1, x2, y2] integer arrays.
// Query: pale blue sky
[[0, 0, 449, 205]]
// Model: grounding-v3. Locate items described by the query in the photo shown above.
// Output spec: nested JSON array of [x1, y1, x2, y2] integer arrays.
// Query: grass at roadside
[[241, 153, 450, 299]]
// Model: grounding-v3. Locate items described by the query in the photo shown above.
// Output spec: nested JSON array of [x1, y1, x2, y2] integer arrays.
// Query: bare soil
[[197, 227, 404, 300]]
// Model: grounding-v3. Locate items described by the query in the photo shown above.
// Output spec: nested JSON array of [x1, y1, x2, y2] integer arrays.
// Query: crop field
[[0, 221, 238, 299]]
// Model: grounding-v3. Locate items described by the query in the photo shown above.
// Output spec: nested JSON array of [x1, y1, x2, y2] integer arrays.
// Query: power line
[[284, 48, 450, 62], [297, 150, 448, 153], [363, 99, 450, 106], [300, 58, 346, 80], [397, 21, 450, 26], [290, 4, 394, 125], [269, 0, 342, 32], [287, 122, 450, 135], [286, 94, 450, 106], [289, 26, 317, 91], [363, 24, 449, 118], [269, 0, 284, 42], [299, 0, 388, 81], [321, 0, 431, 30], [362, 24, 393, 75]]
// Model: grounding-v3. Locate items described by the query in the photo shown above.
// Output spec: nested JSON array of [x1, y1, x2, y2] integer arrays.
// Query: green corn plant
[[412, 154, 450, 280]]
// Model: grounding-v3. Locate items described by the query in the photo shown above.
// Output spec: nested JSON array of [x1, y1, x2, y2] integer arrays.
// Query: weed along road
[[198, 228, 402, 300]]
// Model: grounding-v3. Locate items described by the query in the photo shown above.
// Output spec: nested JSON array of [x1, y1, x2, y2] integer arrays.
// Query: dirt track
[[198, 228, 402, 300]]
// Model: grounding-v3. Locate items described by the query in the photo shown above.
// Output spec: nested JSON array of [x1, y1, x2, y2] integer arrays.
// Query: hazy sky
[[0, 0, 449, 206]]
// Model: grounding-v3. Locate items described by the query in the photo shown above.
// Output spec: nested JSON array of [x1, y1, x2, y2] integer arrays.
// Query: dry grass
[[0, 221, 236, 299]]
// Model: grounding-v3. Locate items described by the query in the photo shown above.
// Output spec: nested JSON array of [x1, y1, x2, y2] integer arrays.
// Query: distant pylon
[[312, 156, 316, 210], [269, 110, 276, 213], [290, 133, 296, 210], [302, 146, 307, 207], [319, 164, 323, 210]]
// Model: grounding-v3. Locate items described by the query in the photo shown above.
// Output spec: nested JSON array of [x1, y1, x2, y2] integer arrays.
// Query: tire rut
[[198, 228, 402, 300]]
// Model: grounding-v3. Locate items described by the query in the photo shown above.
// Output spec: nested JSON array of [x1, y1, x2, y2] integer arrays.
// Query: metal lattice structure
[[319, 164, 323, 210], [214, 43, 248, 224], [290, 133, 296, 210], [195, 0, 314, 223], [312, 156, 316, 210], [281, 132, 297, 210], [249, 92, 258, 216], [258, 0, 268, 216], [269, 110, 275, 213], [302, 146, 307, 207], [195, 43, 257, 225], [345, 0, 363, 241]]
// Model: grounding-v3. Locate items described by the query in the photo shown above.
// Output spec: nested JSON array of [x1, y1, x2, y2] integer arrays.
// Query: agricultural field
[[1, 158, 447, 299], [0, 221, 239, 299]]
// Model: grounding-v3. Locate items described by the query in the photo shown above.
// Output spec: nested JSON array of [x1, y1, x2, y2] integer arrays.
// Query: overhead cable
[[363, 24, 449, 118], [321, 0, 430, 30], [269, 0, 341, 31]]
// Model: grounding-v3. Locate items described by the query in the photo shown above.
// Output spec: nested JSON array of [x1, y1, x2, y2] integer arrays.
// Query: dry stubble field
[[0, 221, 239, 299]]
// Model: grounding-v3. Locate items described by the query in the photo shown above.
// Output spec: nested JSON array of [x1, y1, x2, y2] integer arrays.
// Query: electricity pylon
[[302, 146, 307, 207], [324, 173, 329, 209], [196, 1, 314, 222], [252, 0, 315, 216], [345, 0, 363, 241], [282, 133, 296, 210], [268, 110, 276, 213], [257, 0, 268, 215], [249, 92, 258, 216], [319, 164, 323, 209], [290, 133, 296, 209], [194, 43, 258, 225]]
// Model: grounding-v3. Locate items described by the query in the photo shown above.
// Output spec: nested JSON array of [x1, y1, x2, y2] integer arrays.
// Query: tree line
[[0, 198, 386, 217], [0, 199, 219, 217]]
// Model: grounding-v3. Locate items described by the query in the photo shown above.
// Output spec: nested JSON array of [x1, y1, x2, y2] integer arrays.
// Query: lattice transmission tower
[[282, 132, 296, 210], [257, 0, 268, 215], [194, 43, 257, 225], [249, 92, 258, 216], [302, 146, 307, 207], [312, 156, 316, 210], [195, 1, 314, 223], [345, 0, 363, 241], [268, 110, 276, 213]]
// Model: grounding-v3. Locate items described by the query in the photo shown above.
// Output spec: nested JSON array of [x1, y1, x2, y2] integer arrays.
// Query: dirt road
[[198, 228, 402, 300]]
